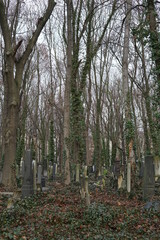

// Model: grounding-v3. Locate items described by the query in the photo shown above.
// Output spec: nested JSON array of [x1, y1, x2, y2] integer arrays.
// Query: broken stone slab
[[42, 187, 50, 192], [0, 192, 13, 196], [144, 201, 160, 211]]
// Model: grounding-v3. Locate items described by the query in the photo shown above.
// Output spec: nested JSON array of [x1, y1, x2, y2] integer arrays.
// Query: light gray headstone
[[22, 150, 34, 198], [32, 160, 37, 193]]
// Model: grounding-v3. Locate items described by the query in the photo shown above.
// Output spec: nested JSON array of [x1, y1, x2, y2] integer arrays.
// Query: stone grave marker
[[0, 170, 2, 184], [53, 163, 57, 180], [154, 156, 160, 181], [37, 164, 42, 191], [143, 155, 155, 200], [41, 176, 46, 187], [22, 150, 34, 198], [43, 157, 48, 176], [32, 160, 37, 193], [88, 166, 93, 174], [49, 165, 53, 180], [114, 159, 121, 177]]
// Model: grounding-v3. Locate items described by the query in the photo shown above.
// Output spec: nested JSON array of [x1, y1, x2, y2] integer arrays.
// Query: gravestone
[[143, 155, 155, 200], [43, 157, 48, 176], [22, 150, 34, 198], [88, 166, 93, 174], [114, 159, 121, 177], [37, 164, 42, 191], [41, 176, 46, 187], [37, 165, 42, 184], [49, 165, 53, 180], [0, 170, 2, 184], [32, 160, 37, 193], [53, 163, 57, 180], [154, 156, 160, 180]]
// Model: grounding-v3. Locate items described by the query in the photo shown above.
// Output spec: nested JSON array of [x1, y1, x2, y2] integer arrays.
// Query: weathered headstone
[[114, 159, 121, 177], [43, 157, 47, 176], [37, 164, 42, 191], [154, 156, 160, 180], [118, 175, 123, 189], [0, 170, 2, 184], [49, 165, 53, 180], [53, 163, 57, 180], [143, 155, 155, 200], [88, 166, 93, 174], [32, 160, 37, 193], [41, 176, 46, 188], [22, 150, 34, 198]]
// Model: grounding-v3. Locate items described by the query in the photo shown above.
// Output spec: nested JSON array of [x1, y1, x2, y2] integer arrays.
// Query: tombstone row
[[21, 150, 58, 198]]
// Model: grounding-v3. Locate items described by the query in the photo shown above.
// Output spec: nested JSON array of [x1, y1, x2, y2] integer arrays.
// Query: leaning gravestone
[[22, 150, 34, 198], [143, 155, 155, 200]]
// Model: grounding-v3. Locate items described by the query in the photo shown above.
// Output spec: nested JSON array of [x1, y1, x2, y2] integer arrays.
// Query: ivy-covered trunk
[[2, 57, 20, 189]]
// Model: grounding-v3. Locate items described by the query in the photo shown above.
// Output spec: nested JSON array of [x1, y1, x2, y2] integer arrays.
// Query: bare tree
[[0, 0, 56, 189]]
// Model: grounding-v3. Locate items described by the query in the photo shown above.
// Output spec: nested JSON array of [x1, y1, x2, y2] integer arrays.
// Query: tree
[[63, 0, 72, 185], [122, 0, 133, 192], [0, 0, 56, 189]]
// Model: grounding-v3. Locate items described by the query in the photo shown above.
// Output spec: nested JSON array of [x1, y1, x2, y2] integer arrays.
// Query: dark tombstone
[[43, 157, 48, 177], [37, 164, 42, 191], [143, 155, 155, 200], [88, 166, 93, 175], [114, 159, 121, 177], [22, 150, 34, 198], [0, 170, 2, 184], [41, 176, 46, 187], [144, 201, 160, 211], [53, 163, 56, 180]]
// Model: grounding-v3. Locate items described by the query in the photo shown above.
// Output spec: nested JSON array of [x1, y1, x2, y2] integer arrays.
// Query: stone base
[[143, 187, 155, 200], [22, 185, 34, 198]]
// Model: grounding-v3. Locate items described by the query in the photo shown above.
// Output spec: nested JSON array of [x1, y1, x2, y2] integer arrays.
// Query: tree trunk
[[64, 0, 72, 185], [122, 0, 132, 193], [2, 56, 19, 189]]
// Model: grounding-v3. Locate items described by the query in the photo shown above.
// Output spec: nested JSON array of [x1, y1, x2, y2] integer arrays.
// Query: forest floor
[[0, 179, 160, 240]]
